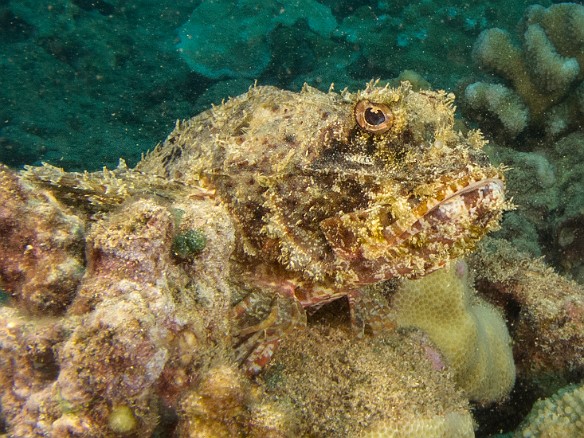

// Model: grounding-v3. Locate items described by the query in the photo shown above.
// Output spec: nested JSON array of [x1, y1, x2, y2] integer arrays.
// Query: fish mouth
[[320, 176, 506, 282], [384, 177, 505, 247]]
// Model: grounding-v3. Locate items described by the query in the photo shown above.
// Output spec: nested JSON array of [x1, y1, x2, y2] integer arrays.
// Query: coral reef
[[1, 82, 583, 436], [394, 260, 516, 404], [515, 382, 584, 437], [0, 164, 85, 315], [469, 237, 584, 384], [464, 3, 584, 138]]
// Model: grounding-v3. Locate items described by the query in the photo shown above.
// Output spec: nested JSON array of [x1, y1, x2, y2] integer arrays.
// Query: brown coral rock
[[0, 164, 85, 315], [469, 237, 584, 381]]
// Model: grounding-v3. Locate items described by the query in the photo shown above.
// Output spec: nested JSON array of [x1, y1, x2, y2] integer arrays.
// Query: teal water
[[0, 0, 547, 171]]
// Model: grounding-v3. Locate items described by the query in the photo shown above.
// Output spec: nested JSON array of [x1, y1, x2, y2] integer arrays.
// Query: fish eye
[[354, 100, 393, 134]]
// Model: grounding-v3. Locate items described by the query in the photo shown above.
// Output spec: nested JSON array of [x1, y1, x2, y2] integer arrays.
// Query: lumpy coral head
[[138, 82, 506, 287], [394, 260, 516, 404]]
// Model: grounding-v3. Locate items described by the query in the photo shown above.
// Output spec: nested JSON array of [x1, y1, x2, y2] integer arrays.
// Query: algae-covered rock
[[259, 323, 474, 437]]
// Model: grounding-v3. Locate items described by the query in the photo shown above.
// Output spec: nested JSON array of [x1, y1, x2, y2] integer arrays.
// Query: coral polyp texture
[[0, 83, 582, 435], [394, 260, 515, 404], [515, 382, 584, 437], [464, 3, 584, 138]]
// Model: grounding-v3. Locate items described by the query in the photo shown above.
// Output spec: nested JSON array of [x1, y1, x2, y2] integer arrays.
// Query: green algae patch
[[172, 229, 207, 260]]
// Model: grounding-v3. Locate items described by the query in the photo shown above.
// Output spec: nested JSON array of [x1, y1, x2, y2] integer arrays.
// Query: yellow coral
[[515, 383, 584, 437], [363, 412, 474, 438], [393, 260, 515, 403]]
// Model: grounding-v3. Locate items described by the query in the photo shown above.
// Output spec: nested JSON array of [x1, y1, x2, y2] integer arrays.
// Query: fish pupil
[[364, 107, 386, 125]]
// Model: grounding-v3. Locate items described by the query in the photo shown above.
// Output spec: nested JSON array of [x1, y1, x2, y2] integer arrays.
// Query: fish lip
[[437, 177, 504, 204], [386, 177, 506, 241], [418, 177, 505, 225], [320, 176, 506, 260], [383, 177, 505, 247]]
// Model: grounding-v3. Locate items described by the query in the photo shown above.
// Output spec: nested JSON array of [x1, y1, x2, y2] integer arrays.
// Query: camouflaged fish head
[[138, 82, 506, 287]]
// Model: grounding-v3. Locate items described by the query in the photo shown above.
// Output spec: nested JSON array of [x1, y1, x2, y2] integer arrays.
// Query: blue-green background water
[[0, 0, 555, 170]]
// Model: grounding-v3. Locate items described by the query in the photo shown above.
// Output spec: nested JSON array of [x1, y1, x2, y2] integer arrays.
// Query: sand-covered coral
[[464, 3, 584, 138], [259, 323, 474, 437], [393, 260, 516, 404], [1, 81, 581, 436], [515, 382, 584, 437]]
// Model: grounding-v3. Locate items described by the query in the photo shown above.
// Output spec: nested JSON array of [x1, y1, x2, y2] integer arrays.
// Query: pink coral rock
[[0, 164, 85, 315]]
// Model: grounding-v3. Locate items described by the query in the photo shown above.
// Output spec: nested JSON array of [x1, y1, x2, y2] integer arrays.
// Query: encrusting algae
[[0, 81, 582, 436]]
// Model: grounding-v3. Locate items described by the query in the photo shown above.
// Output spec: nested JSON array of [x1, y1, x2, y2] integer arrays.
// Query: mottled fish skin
[[137, 82, 506, 289], [18, 82, 508, 375]]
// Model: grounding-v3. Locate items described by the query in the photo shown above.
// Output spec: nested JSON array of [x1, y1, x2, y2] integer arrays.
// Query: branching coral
[[464, 3, 584, 138]]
